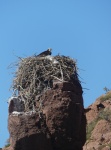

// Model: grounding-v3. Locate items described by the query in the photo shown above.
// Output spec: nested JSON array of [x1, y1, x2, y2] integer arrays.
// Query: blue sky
[[0, 0, 111, 147]]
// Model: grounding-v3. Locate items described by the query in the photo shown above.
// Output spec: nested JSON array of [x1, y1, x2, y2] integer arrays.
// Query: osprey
[[37, 48, 52, 57]]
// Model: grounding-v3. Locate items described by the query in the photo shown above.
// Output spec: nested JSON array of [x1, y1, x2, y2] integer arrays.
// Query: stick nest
[[12, 55, 79, 112]]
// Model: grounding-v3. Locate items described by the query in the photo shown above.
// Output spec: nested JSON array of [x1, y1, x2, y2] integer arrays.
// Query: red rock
[[7, 82, 86, 150], [83, 91, 111, 150]]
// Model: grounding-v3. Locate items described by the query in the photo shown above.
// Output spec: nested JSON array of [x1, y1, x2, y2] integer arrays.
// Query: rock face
[[6, 81, 86, 150], [83, 91, 111, 150]]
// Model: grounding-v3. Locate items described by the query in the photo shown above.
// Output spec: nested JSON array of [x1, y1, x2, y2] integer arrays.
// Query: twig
[[59, 63, 64, 81], [50, 75, 63, 82]]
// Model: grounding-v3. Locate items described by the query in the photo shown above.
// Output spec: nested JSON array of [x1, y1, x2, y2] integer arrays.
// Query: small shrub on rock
[[98, 109, 111, 122], [100, 91, 111, 102]]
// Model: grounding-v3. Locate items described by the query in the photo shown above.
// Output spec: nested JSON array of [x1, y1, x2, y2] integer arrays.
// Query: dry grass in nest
[[11, 55, 79, 112]]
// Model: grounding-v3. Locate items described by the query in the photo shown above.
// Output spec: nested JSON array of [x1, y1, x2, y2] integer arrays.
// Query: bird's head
[[48, 48, 52, 52]]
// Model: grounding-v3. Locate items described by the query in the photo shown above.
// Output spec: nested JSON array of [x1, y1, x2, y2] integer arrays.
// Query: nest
[[12, 55, 79, 112]]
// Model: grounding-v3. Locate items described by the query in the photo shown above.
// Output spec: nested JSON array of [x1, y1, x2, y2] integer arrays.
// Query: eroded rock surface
[[83, 91, 111, 150], [6, 82, 86, 150]]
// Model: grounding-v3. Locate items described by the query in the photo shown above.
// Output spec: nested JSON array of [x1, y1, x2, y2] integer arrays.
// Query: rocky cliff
[[83, 91, 111, 150], [5, 82, 86, 150], [3, 54, 86, 150]]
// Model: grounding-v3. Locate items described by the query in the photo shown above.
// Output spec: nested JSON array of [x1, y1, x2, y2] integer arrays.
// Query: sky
[[0, 0, 111, 148]]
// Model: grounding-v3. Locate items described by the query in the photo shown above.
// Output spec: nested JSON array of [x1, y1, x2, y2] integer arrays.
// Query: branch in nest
[[50, 75, 64, 82]]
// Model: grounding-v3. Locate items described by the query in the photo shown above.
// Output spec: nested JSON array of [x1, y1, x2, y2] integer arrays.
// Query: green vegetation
[[86, 108, 111, 140], [98, 109, 111, 122], [86, 118, 100, 140], [86, 90, 111, 147], [5, 143, 10, 148], [98, 145, 106, 150], [4, 139, 10, 148], [108, 143, 111, 148], [100, 91, 111, 102], [103, 87, 110, 93], [98, 143, 111, 150]]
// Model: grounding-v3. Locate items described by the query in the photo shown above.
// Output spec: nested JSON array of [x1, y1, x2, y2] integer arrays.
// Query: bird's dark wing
[[37, 49, 52, 57]]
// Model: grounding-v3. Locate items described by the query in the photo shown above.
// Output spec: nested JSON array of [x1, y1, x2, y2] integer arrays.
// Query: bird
[[37, 48, 52, 57]]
